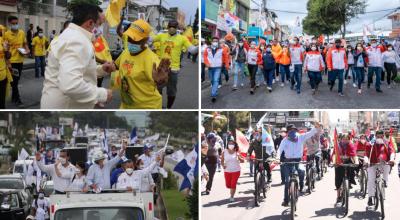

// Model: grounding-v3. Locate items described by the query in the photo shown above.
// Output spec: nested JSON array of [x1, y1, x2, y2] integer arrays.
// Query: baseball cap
[[124, 19, 151, 42]]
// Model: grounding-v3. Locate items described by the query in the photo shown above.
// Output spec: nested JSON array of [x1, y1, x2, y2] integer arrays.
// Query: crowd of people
[[201, 34, 400, 102], [0, 1, 198, 109], [24, 141, 164, 220], [201, 122, 399, 209]]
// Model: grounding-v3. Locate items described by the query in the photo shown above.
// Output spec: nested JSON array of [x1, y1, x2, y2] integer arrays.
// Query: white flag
[[18, 148, 30, 160]]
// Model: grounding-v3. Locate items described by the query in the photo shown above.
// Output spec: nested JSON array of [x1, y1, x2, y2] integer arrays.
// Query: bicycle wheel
[[254, 171, 260, 206], [262, 173, 267, 199], [290, 181, 296, 220], [341, 179, 349, 216], [379, 182, 385, 219], [362, 169, 368, 198], [311, 167, 316, 189], [307, 168, 312, 194]]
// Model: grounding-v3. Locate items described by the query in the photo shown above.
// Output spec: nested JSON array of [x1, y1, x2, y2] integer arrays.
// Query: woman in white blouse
[[67, 161, 88, 192], [221, 138, 244, 202]]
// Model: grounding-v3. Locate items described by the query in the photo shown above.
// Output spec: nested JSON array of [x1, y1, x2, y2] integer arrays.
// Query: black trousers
[[205, 163, 217, 191], [201, 63, 205, 82], [383, 62, 397, 85], [248, 64, 258, 89], [0, 78, 7, 109], [97, 77, 104, 87], [11, 63, 23, 102]]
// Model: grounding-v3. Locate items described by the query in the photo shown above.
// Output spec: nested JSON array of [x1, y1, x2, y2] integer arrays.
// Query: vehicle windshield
[[14, 164, 25, 174], [55, 207, 144, 220], [0, 178, 24, 189]]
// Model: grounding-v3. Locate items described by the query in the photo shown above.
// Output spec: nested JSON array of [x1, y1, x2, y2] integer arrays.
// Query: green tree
[[148, 112, 197, 138], [192, 8, 199, 34], [186, 178, 198, 220]]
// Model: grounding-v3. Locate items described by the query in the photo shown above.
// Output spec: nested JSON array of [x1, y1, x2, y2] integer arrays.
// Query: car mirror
[[1, 203, 10, 210]]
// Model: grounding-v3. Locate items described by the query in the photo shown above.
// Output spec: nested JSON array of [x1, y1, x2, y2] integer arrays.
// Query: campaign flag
[[105, 0, 127, 27], [103, 129, 109, 153], [18, 148, 29, 160], [72, 122, 78, 137], [173, 145, 198, 191], [236, 129, 250, 157], [130, 127, 137, 144], [143, 133, 160, 143], [332, 128, 342, 165], [262, 127, 275, 151]]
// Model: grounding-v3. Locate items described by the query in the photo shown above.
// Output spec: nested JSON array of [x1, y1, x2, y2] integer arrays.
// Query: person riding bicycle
[[364, 130, 395, 206], [305, 127, 322, 180], [320, 129, 331, 165], [247, 128, 274, 183], [277, 122, 321, 207], [332, 134, 358, 204]]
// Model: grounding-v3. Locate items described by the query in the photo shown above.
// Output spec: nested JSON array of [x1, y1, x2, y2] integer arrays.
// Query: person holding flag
[[364, 130, 395, 206], [277, 122, 321, 207], [153, 20, 198, 109], [221, 137, 244, 202], [331, 133, 358, 204]]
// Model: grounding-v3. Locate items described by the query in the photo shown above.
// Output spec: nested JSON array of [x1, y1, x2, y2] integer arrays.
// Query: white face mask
[[211, 42, 218, 48], [360, 139, 366, 144], [357, 47, 362, 51], [126, 168, 134, 175], [75, 168, 81, 174], [38, 33, 43, 37], [388, 47, 393, 51], [251, 44, 256, 49], [238, 43, 243, 47], [281, 132, 287, 137], [375, 138, 384, 144], [371, 43, 377, 48], [59, 157, 67, 165], [139, 165, 144, 169], [311, 47, 316, 51], [38, 193, 44, 199], [228, 144, 235, 150]]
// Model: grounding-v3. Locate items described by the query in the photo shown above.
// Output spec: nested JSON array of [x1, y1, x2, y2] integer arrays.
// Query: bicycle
[[357, 157, 368, 198], [320, 149, 330, 177], [253, 158, 273, 207], [367, 162, 390, 219], [280, 161, 308, 220], [305, 155, 317, 194], [332, 163, 358, 217]]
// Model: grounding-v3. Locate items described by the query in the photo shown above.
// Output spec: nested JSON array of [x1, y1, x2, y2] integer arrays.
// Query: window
[[236, 2, 248, 21]]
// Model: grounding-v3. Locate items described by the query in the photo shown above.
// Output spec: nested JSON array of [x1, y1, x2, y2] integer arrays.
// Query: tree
[[148, 112, 197, 138], [192, 8, 199, 34], [186, 178, 198, 220]]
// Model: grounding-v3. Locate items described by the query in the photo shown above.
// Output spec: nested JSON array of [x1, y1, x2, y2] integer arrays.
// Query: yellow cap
[[123, 19, 151, 42]]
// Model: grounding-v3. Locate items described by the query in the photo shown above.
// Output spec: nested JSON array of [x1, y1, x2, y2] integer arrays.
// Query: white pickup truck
[[49, 191, 155, 220]]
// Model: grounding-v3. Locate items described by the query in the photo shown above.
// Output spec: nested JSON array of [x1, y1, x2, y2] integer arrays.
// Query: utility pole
[[157, 0, 162, 31]]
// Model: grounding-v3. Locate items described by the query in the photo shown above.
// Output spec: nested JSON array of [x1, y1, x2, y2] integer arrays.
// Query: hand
[[314, 121, 321, 128], [35, 152, 41, 161], [258, 65, 263, 69], [204, 67, 209, 72], [223, 165, 227, 169], [156, 154, 162, 162], [106, 89, 112, 103], [388, 160, 395, 166], [82, 186, 89, 193], [152, 59, 171, 86], [55, 159, 60, 167], [102, 62, 116, 73], [2, 42, 9, 51], [91, 184, 97, 191]]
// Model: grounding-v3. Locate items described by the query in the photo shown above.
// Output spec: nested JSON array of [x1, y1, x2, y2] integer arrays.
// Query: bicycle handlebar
[[329, 163, 359, 168]]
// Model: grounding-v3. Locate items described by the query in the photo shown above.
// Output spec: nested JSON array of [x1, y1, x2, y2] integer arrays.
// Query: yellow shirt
[[115, 48, 162, 109], [0, 37, 13, 83], [123, 34, 128, 50], [32, 36, 48, 57], [153, 33, 192, 71], [4, 30, 26, 63], [94, 35, 112, 62]]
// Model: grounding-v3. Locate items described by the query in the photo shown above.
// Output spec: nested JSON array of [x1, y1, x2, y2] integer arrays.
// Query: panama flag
[[130, 127, 137, 145], [174, 145, 198, 191]]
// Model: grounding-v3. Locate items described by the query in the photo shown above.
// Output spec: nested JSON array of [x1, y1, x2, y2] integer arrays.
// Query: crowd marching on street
[[201, 33, 400, 103], [201, 121, 400, 217], [0, 1, 198, 109]]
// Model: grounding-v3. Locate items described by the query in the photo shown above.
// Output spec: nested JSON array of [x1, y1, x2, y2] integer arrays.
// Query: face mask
[[59, 157, 66, 165], [288, 131, 297, 140], [260, 46, 265, 50], [168, 27, 177, 35], [312, 40, 317, 44], [311, 47, 316, 51], [360, 139, 366, 144], [126, 168, 134, 175], [371, 43, 377, 48], [347, 48, 351, 51], [38, 33, 43, 37], [127, 42, 142, 54], [38, 193, 44, 199], [75, 168, 81, 174], [280, 132, 287, 137], [341, 140, 349, 145], [238, 43, 243, 47], [388, 47, 393, 51], [10, 24, 18, 30], [375, 138, 384, 144], [211, 42, 218, 48], [228, 144, 235, 150], [139, 165, 144, 169], [251, 45, 256, 49], [266, 48, 271, 52], [335, 43, 341, 48]]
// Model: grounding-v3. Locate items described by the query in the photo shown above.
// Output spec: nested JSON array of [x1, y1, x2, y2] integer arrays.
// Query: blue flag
[[174, 145, 198, 191], [130, 127, 137, 144]]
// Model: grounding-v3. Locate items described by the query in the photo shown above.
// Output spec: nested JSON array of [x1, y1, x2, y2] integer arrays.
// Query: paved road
[[201, 154, 400, 220], [201, 71, 400, 109], [6, 56, 198, 109]]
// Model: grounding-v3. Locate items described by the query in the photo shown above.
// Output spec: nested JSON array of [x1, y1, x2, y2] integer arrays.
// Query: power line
[[266, 7, 399, 15]]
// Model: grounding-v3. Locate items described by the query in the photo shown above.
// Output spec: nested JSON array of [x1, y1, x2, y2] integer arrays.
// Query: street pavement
[[201, 71, 400, 109], [201, 154, 400, 220], [6, 56, 198, 109]]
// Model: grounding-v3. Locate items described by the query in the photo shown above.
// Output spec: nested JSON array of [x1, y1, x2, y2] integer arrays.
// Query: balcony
[[0, 0, 17, 6]]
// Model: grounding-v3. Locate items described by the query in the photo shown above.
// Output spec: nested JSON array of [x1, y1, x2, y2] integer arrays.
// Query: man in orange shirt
[[271, 39, 282, 81], [218, 39, 230, 88]]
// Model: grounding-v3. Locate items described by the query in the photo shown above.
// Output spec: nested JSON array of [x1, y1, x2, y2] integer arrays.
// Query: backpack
[[236, 47, 246, 63]]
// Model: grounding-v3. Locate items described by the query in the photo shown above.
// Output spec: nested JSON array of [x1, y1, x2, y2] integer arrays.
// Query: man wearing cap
[[110, 158, 132, 188], [113, 19, 170, 109], [153, 20, 198, 109], [277, 122, 321, 206], [40, 2, 116, 109], [86, 142, 127, 191], [138, 143, 164, 184]]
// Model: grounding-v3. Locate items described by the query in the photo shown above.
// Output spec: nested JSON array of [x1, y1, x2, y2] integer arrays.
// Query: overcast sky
[[165, 0, 198, 25], [250, 0, 399, 33]]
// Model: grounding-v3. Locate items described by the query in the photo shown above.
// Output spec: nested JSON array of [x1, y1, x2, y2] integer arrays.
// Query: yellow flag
[[105, 0, 126, 27]]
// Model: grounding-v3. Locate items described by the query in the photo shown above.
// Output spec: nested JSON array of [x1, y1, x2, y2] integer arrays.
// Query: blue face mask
[[288, 130, 297, 141], [127, 42, 142, 54]]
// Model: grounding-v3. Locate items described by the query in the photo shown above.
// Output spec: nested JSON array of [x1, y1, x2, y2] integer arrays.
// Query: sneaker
[[240, 83, 244, 87], [211, 97, 216, 103], [358, 89, 362, 94], [368, 197, 374, 206], [376, 89, 383, 93], [344, 79, 347, 84], [218, 85, 222, 89], [229, 197, 235, 202], [330, 84, 334, 91], [281, 201, 289, 207], [250, 173, 253, 177], [388, 85, 391, 89], [250, 89, 254, 95], [281, 83, 284, 87], [232, 86, 238, 91], [297, 89, 300, 94], [263, 81, 267, 85], [272, 79, 275, 84], [336, 196, 342, 204], [312, 89, 316, 95], [267, 179, 272, 183], [267, 86, 272, 91], [276, 78, 280, 82], [353, 83, 357, 88], [339, 93, 344, 97]]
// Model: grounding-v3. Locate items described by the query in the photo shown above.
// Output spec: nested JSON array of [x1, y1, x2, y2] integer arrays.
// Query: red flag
[[332, 128, 342, 165], [389, 128, 394, 148], [236, 129, 250, 158]]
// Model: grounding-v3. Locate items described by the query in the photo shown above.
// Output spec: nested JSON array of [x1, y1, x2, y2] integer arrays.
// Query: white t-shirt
[[223, 149, 241, 173], [139, 153, 158, 174], [67, 174, 86, 191]]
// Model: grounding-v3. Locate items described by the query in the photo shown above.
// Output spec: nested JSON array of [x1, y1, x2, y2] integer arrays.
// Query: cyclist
[[320, 129, 331, 165], [247, 128, 274, 184], [364, 130, 395, 206], [305, 127, 322, 180], [332, 134, 358, 204], [277, 122, 321, 207]]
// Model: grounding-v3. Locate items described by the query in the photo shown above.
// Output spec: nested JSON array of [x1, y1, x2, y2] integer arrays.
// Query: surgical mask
[[288, 131, 297, 140], [312, 40, 317, 44], [347, 48, 351, 51], [266, 48, 271, 52], [139, 165, 144, 169], [211, 42, 218, 48], [388, 47, 393, 51], [126, 168, 134, 175], [10, 24, 18, 30], [38, 193, 44, 199], [371, 43, 377, 48], [238, 43, 243, 47], [38, 33, 43, 37], [59, 157, 66, 165], [75, 168, 81, 174], [127, 42, 142, 54], [228, 144, 235, 150], [251, 44, 256, 49], [375, 138, 384, 144], [254, 135, 260, 140], [360, 139, 366, 144], [168, 27, 177, 36], [311, 46, 316, 51]]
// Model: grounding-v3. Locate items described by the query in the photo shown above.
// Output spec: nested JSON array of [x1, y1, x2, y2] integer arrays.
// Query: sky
[[165, 0, 199, 24], [250, 0, 399, 33]]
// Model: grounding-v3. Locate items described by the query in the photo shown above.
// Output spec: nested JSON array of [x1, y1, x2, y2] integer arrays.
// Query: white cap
[[93, 150, 106, 162]]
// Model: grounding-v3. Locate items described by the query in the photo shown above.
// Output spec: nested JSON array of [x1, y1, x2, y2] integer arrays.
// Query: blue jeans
[[219, 66, 229, 85], [283, 162, 305, 203], [209, 67, 221, 97], [291, 64, 302, 91], [35, 56, 45, 77], [256, 67, 264, 85], [280, 64, 290, 82], [308, 71, 322, 89], [263, 68, 274, 87], [368, 66, 382, 89], [354, 67, 364, 89], [328, 69, 344, 93], [233, 62, 246, 87]]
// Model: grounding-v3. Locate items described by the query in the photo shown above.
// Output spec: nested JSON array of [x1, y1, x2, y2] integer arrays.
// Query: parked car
[[0, 144, 13, 155], [0, 189, 31, 220], [0, 174, 33, 207]]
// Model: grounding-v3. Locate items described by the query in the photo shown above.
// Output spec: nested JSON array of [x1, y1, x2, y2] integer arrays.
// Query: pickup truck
[[49, 190, 155, 220]]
